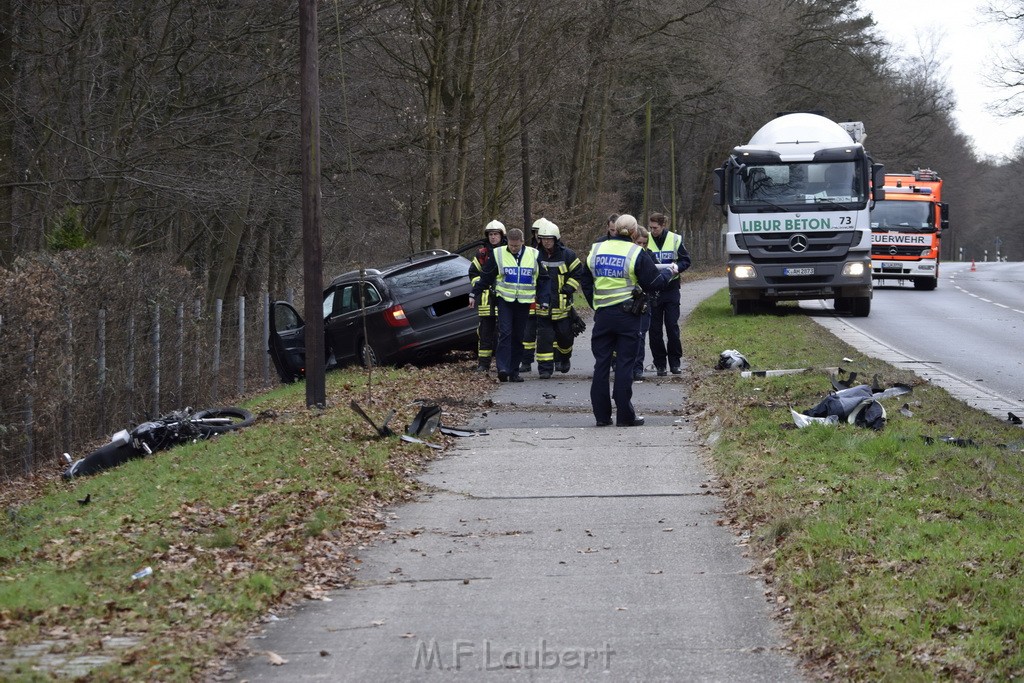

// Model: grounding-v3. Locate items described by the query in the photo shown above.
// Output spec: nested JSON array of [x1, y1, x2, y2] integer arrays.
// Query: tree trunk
[[0, 0, 14, 267], [593, 66, 613, 200], [642, 98, 651, 222], [423, 1, 451, 250], [450, 0, 483, 239], [519, 39, 532, 231], [566, 56, 601, 209]]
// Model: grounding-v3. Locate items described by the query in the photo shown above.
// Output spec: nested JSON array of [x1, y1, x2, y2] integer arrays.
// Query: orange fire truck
[[870, 169, 949, 290]]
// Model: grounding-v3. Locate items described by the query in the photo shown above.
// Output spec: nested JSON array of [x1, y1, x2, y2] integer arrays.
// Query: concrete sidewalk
[[228, 278, 803, 681]]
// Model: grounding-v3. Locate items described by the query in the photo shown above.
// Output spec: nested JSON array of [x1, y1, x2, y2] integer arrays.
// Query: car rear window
[[385, 256, 470, 297]]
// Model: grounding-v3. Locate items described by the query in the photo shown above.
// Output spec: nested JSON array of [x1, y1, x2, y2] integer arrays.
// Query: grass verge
[[0, 358, 492, 681], [683, 291, 1024, 681]]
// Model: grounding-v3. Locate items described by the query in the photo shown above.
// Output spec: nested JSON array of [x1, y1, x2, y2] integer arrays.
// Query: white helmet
[[536, 220, 560, 240], [484, 220, 506, 236]]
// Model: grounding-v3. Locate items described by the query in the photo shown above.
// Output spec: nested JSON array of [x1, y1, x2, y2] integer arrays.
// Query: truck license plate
[[783, 267, 814, 276], [881, 261, 902, 269]]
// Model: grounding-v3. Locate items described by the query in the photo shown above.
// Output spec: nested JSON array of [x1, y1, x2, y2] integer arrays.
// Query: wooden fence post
[[98, 309, 107, 433], [238, 295, 245, 397], [262, 292, 270, 385], [212, 299, 222, 403], [152, 302, 161, 417], [176, 303, 184, 407], [62, 309, 73, 455], [127, 313, 136, 420], [23, 332, 35, 475]]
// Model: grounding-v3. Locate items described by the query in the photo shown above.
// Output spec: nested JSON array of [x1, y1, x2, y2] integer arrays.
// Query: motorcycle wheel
[[190, 407, 255, 435]]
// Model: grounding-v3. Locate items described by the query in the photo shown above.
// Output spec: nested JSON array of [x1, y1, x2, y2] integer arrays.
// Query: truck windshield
[[870, 201, 933, 231], [730, 161, 864, 208]]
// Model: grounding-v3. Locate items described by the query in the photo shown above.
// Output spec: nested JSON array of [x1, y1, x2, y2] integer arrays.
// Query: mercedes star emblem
[[789, 235, 809, 253]]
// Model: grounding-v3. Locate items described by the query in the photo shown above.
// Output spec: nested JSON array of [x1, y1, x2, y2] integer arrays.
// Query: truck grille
[[872, 245, 924, 257], [740, 231, 854, 264]]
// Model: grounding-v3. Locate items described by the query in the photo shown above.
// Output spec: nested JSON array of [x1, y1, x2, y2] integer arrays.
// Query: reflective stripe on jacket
[[469, 246, 498, 316], [537, 245, 583, 320], [494, 246, 539, 303], [587, 240, 641, 308]]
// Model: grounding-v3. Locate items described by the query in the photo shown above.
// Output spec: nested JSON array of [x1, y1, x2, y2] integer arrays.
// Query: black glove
[[569, 308, 587, 337], [560, 284, 575, 295]]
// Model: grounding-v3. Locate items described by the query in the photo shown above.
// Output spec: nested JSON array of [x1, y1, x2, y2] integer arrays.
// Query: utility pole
[[300, 0, 326, 408]]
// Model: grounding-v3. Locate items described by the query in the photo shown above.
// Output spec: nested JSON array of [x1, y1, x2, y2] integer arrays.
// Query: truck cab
[[713, 113, 885, 316], [870, 169, 949, 290]]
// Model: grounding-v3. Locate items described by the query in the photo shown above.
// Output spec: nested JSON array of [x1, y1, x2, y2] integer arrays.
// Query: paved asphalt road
[[227, 277, 803, 682]]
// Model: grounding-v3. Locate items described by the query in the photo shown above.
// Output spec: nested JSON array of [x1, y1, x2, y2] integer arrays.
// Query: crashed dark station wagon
[[268, 250, 478, 383]]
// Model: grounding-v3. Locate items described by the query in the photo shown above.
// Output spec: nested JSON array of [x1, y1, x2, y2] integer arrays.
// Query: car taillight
[[384, 304, 409, 327]]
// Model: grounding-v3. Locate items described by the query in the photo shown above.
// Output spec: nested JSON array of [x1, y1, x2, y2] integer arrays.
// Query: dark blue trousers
[[590, 305, 644, 424], [649, 299, 681, 369], [634, 307, 652, 376], [496, 299, 531, 376]]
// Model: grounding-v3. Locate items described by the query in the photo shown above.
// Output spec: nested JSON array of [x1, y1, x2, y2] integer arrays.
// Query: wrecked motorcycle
[[62, 406, 255, 479]]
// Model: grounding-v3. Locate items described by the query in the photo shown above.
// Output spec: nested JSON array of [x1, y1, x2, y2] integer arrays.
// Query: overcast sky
[[859, 0, 1024, 160]]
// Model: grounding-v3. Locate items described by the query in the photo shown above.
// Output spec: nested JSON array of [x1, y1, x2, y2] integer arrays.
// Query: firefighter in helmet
[[534, 219, 583, 378], [468, 220, 507, 372]]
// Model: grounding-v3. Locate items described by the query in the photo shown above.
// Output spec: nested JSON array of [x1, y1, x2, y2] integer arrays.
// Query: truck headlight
[[921, 249, 931, 257], [732, 265, 756, 279], [842, 262, 866, 277]]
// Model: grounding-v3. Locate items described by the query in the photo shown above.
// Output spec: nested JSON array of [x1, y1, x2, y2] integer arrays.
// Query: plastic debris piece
[[438, 425, 485, 437], [939, 435, 978, 448], [407, 405, 441, 437], [131, 567, 153, 581], [350, 400, 396, 437], [790, 408, 839, 428], [400, 434, 444, 450], [743, 367, 838, 378]]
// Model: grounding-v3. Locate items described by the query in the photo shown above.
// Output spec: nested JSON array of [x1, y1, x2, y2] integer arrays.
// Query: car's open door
[[268, 301, 306, 383]]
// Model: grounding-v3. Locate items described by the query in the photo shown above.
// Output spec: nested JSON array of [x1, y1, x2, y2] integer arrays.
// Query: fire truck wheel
[[914, 277, 937, 291]]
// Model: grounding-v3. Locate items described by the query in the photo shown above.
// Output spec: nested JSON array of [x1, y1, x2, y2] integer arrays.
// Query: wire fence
[[0, 291, 294, 480]]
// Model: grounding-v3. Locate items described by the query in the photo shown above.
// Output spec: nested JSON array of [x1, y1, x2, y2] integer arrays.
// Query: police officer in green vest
[[518, 218, 544, 374], [647, 212, 692, 375], [580, 214, 676, 426], [470, 227, 540, 382]]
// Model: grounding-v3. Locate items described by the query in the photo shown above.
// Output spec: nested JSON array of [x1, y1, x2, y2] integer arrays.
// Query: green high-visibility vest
[[587, 240, 641, 308], [494, 246, 539, 303], [650, 231, 682, 282]]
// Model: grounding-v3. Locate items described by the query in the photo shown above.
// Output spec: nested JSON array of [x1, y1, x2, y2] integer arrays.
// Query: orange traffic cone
[[970, 259, 976, 272]]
